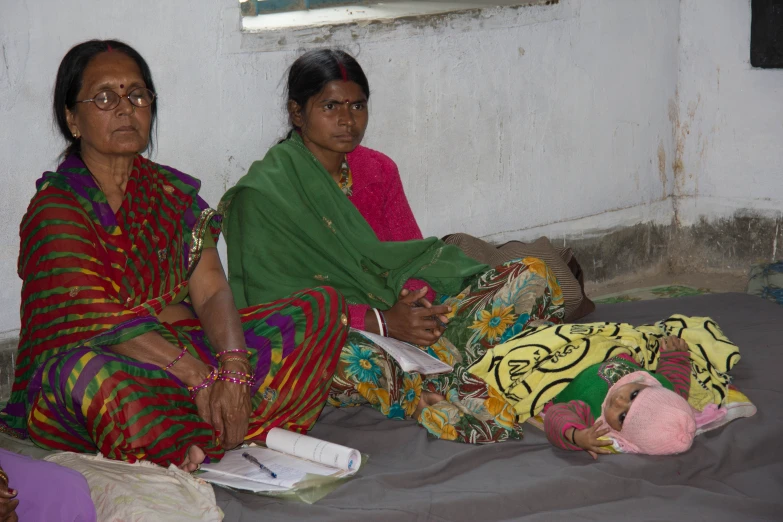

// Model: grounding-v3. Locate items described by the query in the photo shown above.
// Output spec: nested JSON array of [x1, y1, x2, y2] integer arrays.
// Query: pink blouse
[[345, 145, 436, 329]]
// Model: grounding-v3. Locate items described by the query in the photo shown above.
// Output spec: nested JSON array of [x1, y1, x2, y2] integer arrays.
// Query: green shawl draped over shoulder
[[219, 133, 487, 309]]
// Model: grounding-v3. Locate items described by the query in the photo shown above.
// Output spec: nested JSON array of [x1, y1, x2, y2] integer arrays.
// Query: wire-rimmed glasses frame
[[75, 87, 156, 111]]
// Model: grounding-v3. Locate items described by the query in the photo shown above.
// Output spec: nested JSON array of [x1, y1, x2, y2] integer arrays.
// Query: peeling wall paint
[[668, 0, 783, 273], [675, 0, 783, 224]]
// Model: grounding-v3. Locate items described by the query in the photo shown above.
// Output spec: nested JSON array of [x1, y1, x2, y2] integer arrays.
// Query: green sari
[[220, 134, 567, 444], [218, 132, 487, 310]]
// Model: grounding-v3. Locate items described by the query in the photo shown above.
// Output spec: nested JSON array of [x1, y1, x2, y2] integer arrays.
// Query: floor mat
[[747, 261, 783, 305], [592, 285, 711, 304]]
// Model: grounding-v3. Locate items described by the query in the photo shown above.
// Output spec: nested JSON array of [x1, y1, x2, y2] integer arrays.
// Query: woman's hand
[[383, 287, 451, 346], [570, 421, 614, 459], [405, 289, 450, 327], [188, 248, 254, 448], [194, 360, 252, 450], [208, 378, 252, 450], [0, 468, 18, 522]]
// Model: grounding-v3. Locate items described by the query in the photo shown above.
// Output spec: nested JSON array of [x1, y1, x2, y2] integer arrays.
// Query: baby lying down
[[543, 337, 727, 458]]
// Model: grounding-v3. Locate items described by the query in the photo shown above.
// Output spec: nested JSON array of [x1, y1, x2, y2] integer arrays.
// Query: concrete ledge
[[564, 223, 672, 282], [540, 208, 772, 283], [671, 210, 781, 273]]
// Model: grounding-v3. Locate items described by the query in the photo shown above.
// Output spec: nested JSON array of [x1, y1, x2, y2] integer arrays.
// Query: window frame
[[236, 0, 570, 53], [242, 0, 376, 16]]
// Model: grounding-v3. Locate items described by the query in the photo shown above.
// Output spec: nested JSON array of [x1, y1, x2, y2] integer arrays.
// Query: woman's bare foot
[[414, 391, 446, 421], [179, 445, 206, 473]]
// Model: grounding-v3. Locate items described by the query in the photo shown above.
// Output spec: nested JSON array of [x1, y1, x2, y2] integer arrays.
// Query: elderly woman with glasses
[[0, 40, 348, 472]]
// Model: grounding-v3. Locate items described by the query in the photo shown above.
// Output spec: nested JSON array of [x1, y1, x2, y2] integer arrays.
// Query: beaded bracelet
[[216, 349, 251, 359], [162, 344, 188, 371], [187, 366, 218, 399], [221, 355, 252, 367], [217, 375, 253, 387], [219, 369, 253, 380]]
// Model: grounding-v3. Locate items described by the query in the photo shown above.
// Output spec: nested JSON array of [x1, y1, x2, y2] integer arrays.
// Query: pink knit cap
[[597, 371, 697, 455]]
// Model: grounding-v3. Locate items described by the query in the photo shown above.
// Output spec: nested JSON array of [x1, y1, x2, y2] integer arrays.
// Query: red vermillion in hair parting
[[106, 43, 114, 52], [338, 62, 349, 82]]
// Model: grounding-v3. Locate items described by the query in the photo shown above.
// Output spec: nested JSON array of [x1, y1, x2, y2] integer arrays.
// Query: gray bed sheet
[[216, 293, 783, 521]]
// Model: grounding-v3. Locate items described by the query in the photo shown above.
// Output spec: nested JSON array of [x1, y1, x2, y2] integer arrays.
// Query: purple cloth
[[0, 449, 96, 522]]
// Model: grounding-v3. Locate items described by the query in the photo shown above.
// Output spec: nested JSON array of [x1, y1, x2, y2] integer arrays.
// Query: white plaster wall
[[0, 0, 680, 337], [675, 0, 783, 224]]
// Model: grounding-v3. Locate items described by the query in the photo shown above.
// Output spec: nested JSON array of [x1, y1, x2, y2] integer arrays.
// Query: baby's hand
[[660, 336, 688, 352], [571, 421, 614, 460]]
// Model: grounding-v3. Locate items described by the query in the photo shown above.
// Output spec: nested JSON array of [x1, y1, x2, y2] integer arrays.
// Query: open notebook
[[351, 328, 453, 375], [198, 428, 361, 493]]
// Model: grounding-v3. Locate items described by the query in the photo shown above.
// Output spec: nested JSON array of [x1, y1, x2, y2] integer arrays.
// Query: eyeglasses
[[76, 87, 156, 111]]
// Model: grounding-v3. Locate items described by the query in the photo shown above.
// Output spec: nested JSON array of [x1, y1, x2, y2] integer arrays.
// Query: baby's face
[[604, 382, 649, 430]]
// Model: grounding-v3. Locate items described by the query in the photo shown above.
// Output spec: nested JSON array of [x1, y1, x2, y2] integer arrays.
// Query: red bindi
[[120, 84, 125, 89]]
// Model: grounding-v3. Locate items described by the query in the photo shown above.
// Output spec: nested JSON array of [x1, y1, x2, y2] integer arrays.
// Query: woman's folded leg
[[327, 257, 565, 443], [235, 286, 349, 440], [27, 347, 219, 468]]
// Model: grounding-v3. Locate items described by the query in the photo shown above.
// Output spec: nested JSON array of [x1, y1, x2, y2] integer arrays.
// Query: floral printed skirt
[[327, 257, 565, 443]]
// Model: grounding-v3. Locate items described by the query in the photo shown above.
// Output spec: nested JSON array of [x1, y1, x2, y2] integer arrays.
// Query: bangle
[[378, 310, 388, 337], [221, 355, 251, 367], [372, 308, 384, 336], [217, 375, 253, 387], [569, 428, 578, 445], [0, 470, 8, 486], [162, 344, 188, 371], [372, 308, 387, 337], [219, 369, 253, 380], [216, 349, 251, 359], [187, 366, 218, 399]]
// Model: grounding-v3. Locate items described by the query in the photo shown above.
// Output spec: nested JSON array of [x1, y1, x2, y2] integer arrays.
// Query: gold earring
[[73, 133, 79, 139]]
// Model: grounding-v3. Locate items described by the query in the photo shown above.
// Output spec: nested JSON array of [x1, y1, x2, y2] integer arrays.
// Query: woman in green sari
[[220, 49, 565, 443]]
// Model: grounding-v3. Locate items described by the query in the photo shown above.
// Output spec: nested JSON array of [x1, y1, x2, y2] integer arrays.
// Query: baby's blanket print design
[[468, 315, 743, 423]]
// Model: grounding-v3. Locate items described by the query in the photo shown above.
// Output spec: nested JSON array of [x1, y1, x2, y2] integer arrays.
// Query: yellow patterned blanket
[[468, 315, 741, 423]]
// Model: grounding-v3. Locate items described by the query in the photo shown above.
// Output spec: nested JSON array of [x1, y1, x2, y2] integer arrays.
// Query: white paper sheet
[[196, 469, 288, 493], [199, 430, 363, 493], [200, 445, 342, 490], [351, 328, 453, 375], [266, 428, 361, 473]]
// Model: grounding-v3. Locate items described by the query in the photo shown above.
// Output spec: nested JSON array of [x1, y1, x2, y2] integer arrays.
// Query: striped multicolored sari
[[0, 155, 348, 467]]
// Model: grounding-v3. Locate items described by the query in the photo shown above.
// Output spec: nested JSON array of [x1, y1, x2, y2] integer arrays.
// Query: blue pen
[[242, 452, 278, 478]]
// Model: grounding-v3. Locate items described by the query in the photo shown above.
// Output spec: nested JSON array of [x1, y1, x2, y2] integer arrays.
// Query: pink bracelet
[[221, 355, 251, 364], [187, 366, 217, 399], [162, 345, 188, 371], [217, 375, 253, 387], [216, 349, 251, 359], [219, 369, 253, 380]]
